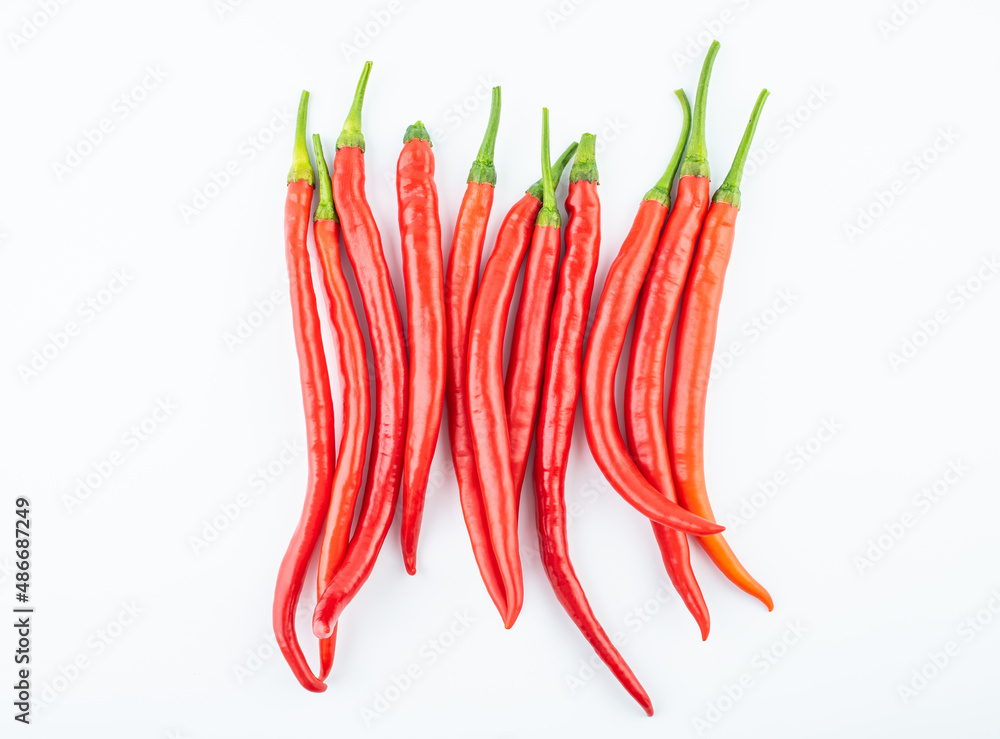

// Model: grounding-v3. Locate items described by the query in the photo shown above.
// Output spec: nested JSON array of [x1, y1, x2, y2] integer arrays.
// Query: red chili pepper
[[444, 88, 507, 616], [534, 135, 654, 715], [398, 121, 444, 576], [466, 126, 578, 628], [668, 89, 773, 610], [273, 90, 331, 693], [311, 134, 371, 679], [505, 112, 568, 501], [624, 43, 718, 640], [313, 62, 408, 638], [581, 91, 723, 537]]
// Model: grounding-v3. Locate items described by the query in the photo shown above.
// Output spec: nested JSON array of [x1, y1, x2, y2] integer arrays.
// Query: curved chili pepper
[[273, 90, 331, 693], [398, 121, 445, 576], [466, 128, 578, 629], [668, 89, 773, 611], [444, 88, 507, 616], [581, 91, 723, 537], [313, 62, 408, 638], [311, 134, 371, 679], [534, 135, 653, 716], [624, 43, 718, 640], [505, 112, 567, 502]]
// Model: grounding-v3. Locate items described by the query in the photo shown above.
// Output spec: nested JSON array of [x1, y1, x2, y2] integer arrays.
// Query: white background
[[2, 0, 999, 736]]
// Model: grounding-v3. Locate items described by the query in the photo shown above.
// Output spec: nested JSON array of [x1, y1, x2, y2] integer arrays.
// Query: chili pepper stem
[[288, 91, 314, 185], [527, 142, 578, 200], [679, 40, 720, 179], [536, 108, 560, 227], [713, 89, 770, 209], [404, 120, 431, 144], [570, 133, 599, 183], [468, 87, 501, 185], [337, 61, 373, 151], [644, 90, 692, 207], [312, 135, 338, 222]]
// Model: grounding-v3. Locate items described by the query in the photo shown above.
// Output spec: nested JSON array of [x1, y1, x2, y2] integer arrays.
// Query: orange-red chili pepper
[[444, 88, 506, 617], [668, 89, 773, 611], [314, 62, 408, 638], [311, 134, 371, 679], [581, 91, 723, 537], [466, 127, 578, 629], [273, 91, 331, 693], [398, 121, 445, 576], [505, 111, 566, 502], [624, 42, 718, 640], [534, 135, 654, 716]]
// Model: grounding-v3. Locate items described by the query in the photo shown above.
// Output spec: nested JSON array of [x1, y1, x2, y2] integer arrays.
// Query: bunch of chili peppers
[[275, 45, 771, 714]]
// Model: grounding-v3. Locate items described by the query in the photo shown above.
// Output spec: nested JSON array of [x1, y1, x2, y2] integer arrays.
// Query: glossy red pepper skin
[[582, 200, 723, 536], [446, 88, 505, 618], [398, 127, 445, 576], [311, 134, 371, 680], [624, 175, 712, 639], [274, 175, 332, 693], [505, 216, 562, 501], [534, 138, 654, 716], [668, 89, 773, 611], [466, 191, 539, 629], [314, 65, 409, 637]]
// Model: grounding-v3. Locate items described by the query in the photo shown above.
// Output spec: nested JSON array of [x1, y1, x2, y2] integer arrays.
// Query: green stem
[[468, 86, 501, 185], [536, 108, 559, 227], [287, 90, 314, 185], [644, 89, 691, 207], [679, 40, 720, 179], [337, 61, 373, 151], [570, 133, 598, 183], [713, 89, 770, 210], [526, 142, 578, 200], [404, 120, 431, 144], [312, 134, 337, 222]]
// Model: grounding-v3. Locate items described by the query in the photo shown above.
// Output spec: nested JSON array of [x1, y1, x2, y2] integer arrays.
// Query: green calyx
[[468, 86, 501, 186], [644, 89, 692, 207], [714, 89, 770, 210], [287, 90, 315, 185], [570, 133, 598, 183], [337, 61, 373, 152], [526, 141, 578, 201], [679, 40, 720, 179], [403, 120, 431, 145], [536, 108, 560, 228], [312, 134, 338, 222]]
